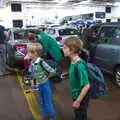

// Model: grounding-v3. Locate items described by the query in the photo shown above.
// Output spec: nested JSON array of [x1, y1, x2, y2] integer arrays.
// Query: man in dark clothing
[[0, 25, 9, 76]]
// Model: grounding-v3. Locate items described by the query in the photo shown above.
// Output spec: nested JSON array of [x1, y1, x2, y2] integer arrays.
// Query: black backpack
[[39, 59, 62, 83]]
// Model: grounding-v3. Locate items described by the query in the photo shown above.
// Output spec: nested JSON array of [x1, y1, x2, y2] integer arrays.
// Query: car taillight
[[55, 36, 62, 41], [13, 44, 27, 48]]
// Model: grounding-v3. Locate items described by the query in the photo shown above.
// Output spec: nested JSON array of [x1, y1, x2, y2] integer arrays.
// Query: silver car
[[46, 26, 78, 46]]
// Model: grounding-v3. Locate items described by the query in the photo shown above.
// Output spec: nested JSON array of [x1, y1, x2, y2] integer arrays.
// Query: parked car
[[45, 25, 78, 46], [89, 22, 120, 87], [6, 28, 40, 68]]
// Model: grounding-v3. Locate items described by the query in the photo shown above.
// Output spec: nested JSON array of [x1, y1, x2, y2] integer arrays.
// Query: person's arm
[[72, 84, 90, 109], [72, 63, 90, 109], [77, 84, 90, 102], [4, 31, 9, 40], [24, 54, 30, 60], [42, 61, 56, 77]]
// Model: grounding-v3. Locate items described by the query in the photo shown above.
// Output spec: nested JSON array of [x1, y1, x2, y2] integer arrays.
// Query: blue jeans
[[0, 44, 6, 73], [38, 81, 55, 120]]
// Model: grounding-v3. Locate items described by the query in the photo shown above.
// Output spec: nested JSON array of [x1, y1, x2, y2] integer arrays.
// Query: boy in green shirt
[[62, 36, 90, 120]]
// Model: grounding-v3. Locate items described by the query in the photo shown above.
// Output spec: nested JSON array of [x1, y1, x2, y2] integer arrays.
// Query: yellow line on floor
[[16, 69, 41, 120]]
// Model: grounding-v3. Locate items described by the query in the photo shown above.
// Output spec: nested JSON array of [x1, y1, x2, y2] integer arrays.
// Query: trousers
[[0, 44, 6, 73], [38, 81, 55, 120]]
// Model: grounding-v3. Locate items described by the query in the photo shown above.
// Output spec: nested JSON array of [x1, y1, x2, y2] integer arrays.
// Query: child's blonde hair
[[27, 43, 43, 57]]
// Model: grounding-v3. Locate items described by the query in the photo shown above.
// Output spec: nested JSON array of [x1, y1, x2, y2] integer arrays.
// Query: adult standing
[[0, 25, 9, 76]]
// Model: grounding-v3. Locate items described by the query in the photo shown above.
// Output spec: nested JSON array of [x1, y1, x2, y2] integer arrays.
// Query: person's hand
[[24, 54, 30, 60], [61, 72, 68, 78], [72, 99, 80, 109]]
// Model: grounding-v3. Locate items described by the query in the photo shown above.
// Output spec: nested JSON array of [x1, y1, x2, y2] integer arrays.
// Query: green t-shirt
[[69, 61, 89, 100], [37, 32, 62, 61]]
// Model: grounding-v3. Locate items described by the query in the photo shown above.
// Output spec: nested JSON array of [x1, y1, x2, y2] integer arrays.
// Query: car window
[[49, 29, 55, 34], [110, 27, 120, 45], [14, 30, 28, 40], [97, 26, 120, 44], [45, 29, 49, 34], [46, 29, 55, 35], [58, 28, 78, 35]]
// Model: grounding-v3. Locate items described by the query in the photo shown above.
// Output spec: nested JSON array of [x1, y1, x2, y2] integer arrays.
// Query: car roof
[[56, 25, 77, 30], [100, 22, 120, 27], [9, 28, 41, 33]]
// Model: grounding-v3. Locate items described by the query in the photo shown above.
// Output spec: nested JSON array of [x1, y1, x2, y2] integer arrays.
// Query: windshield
[[59, 28, 78, 35]]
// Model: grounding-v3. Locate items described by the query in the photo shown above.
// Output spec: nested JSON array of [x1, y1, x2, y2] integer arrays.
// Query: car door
[[94, 26, 118, 72]]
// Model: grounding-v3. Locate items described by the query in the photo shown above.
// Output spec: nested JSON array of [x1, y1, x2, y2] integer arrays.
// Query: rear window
[[14, 29, 40, 40], [58, 28, 78, 35], [14, 30, 28, 40]]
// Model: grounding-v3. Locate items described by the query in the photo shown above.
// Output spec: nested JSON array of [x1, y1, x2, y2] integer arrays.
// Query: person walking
[[62, 36, 90, 120], [0, 25, 9, 76]]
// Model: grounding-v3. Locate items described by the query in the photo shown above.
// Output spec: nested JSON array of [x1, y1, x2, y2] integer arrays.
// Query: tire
[[6, 46, 16, 68], [114, 67, 120, 87]]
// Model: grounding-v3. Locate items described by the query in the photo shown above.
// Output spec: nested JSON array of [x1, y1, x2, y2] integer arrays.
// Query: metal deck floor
[[0, 74, 33, 120]]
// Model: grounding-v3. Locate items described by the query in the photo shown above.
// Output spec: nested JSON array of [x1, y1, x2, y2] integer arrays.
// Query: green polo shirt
[[69, 61, 89, 100], [37, 32, 62, 61]]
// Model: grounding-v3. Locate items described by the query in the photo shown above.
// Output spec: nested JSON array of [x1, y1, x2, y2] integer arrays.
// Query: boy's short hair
[[27, 43, 43, 57], [64, 36, 83, 54]]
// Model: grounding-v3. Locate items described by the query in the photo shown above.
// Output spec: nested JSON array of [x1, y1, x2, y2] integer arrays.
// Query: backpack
[[75, 59, 108, 99], [39, 59, 62, 83]]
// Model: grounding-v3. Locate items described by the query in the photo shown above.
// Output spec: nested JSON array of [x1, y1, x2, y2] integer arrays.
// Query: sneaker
[[24, 80, 30, 85], [24, 76, 31, 85], [31, 85, 39, 91]]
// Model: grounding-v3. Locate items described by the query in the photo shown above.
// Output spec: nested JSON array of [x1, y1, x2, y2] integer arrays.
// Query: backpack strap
[[39, 59, 49, 74], [74, 60, 81, 81], [74, 60, 90, 105], [74, 59, 88, 83]]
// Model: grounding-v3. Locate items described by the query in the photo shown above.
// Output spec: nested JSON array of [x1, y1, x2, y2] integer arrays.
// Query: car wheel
[[6, 48, 15, 68], [114, 67, 120, 87]]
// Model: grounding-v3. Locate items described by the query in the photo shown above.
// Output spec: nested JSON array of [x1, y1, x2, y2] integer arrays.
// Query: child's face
[[62, 44, 71, 57], [28, 51, 38, 61]]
